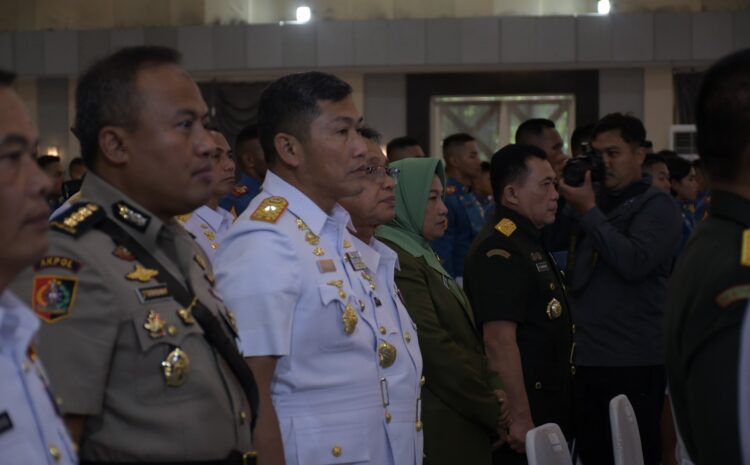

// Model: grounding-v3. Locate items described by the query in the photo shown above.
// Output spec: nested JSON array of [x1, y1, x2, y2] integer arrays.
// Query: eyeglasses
[[364, 165, 400, 183]]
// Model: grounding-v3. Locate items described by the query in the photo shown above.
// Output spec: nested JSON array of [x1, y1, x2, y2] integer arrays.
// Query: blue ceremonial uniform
[[219, 174, 262, 218], [215, 171, 424, 465], [0, 291, 77, 465], [431, 176, 485, 280]]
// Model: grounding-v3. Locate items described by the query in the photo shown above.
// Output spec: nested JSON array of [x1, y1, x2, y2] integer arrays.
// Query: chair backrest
[[526, 422, 573, 465], [609, 394, 645, 465]]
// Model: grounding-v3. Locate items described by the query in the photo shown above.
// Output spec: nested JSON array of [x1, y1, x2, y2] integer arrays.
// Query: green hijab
[[376, 157, 450, 279]]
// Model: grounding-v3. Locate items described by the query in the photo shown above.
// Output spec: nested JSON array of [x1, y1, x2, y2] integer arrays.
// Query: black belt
[[95, 217, 259, 431], [82, 450, 257, 465]]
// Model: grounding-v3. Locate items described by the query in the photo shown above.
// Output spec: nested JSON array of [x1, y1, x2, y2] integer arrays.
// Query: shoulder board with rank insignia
[[495, 218, 517, 237], [232, 184, 248, 197], [113, 201, 151, 232], [251, 196, 288, 223], [175, 212, 192, 223], [50, 202, 105, 238]]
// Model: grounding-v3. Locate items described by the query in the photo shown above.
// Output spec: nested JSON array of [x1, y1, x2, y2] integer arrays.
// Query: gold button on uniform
[[572, 324, 576, 334], [415, 420, 423, 432], [571, 366, 577, 375], [420, 376, 426, 386], [385, 411, 392, 423], [549, 282, 556, 290], [49, 445, 61, 462], [331, 446, 342, 457], [404, 332, 412, 343], [167, 325, 178, 336], [379, 326, 386, 335], [239, 411, 248, 424]]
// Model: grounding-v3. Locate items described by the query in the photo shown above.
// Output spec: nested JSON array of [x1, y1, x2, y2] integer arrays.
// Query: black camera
[[562, 149, 605, 187]]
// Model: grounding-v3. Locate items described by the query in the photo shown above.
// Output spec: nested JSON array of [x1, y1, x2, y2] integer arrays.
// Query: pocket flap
[[295, 423, 370, 465]]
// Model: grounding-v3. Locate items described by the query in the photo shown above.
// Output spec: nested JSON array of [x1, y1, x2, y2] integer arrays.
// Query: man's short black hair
[[480, 160, 491, 173], [641, 140, 654, 149], [692, 158, 704, 171], [358, 126, 381, 144], [490, 144, 548, 205], [571, 123, 594, 156], [257, 71, 352, 167], [515, 118, 556, 145], [235, 124, 258, 149], [643, 153, 667, 170], [68, 157, 85, 172], [386, 136, 419, 158], [696, 48, 750, 182], [442, 132, 474, 152], [0, 69, 16, 87], [37, 155, 61, 169], [591, 113, 647, 147], [666, 156, 693, 182], [73, 46, 182, 169]]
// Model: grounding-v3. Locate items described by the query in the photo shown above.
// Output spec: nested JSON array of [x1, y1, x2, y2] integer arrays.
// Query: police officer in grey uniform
[[11, 47, 255, 464], [0, 69, 77, 465], [465, 145, 573, 464]]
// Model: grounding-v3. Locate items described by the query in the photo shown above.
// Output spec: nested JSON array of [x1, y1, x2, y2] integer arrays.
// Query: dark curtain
[[673, 72, 704, 124], [198, 80, 269, 148]]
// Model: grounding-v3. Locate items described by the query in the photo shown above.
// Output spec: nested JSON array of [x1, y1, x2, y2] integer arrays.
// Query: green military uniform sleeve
[[394, 251, 500, 432]]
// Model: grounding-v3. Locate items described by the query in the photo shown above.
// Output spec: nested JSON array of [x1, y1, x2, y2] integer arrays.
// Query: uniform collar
[[710, 190, 750, 227], [79, 171, 166, 252], [194, 205, 233, 231], [447, 176, 471, 193], [494, 204, 542, 240], [262, 171, 353, 236], [0, 290, 38, 354], [350, 235, 400, 285]]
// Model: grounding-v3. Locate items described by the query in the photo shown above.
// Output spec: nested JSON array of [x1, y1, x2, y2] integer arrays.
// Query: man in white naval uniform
[[178, 129, 236, 262], [215, 72, 423, 465], [0, 69, 77, 465], [338, 126, 424, 463]]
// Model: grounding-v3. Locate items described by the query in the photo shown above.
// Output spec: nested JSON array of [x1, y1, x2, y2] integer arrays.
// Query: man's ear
[[502, 183, 520, 207], [273, 133, 302, 168], [98, 126, 130, 166], [634, 145, 646, 166]]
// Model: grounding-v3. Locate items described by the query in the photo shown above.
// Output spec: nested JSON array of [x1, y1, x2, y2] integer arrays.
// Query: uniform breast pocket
[[316, 283, 362, 352], [130, 306, 208, 405], [294, 412, 370, 465]]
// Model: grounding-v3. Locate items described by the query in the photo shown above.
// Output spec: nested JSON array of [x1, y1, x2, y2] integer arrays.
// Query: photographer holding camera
[[558, 113, 681, 465]]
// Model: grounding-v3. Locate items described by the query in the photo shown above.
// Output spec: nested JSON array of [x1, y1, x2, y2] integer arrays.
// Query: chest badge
[[162, 348, 190, 387], [127, 264, 159, 283], [378, 342, 397, 368], [144, 310, 166, 338], [345, 251, 367, 271], [342, 303, 358, 335], [546, 298, 563, 320]]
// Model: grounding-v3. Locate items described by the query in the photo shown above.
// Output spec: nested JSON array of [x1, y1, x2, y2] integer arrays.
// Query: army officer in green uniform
[[11, 47, 256, 463], [666, 49, 750, 465], [465, 144, 573, 464]]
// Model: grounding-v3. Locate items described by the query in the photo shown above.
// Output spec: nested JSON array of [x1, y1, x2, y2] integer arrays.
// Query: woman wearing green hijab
[[376, 158, 508, 465]]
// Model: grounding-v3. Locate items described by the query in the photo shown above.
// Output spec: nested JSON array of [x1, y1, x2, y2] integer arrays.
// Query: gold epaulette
[[495, 218, 517, 237], [250, 196, 288, 223], [50, 202, 105, 238], [175, 212, 193, 223]]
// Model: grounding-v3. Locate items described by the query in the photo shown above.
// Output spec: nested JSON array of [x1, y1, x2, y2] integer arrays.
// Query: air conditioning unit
[[669, 124, 698, 160]]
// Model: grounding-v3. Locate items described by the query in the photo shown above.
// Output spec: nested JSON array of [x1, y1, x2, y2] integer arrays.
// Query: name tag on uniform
[[0, 412, 13, 435], [536, 261, 550, 273], [136, 284, 171, 304], [345, 252, 367, 271]]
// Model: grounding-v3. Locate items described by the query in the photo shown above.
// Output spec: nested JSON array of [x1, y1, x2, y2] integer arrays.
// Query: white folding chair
[[609, 394, 645, 465], [526, 422, 573, 465]]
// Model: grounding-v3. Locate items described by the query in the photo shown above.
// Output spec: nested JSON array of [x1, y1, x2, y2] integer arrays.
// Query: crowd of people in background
[[3, 44, 750, 465]]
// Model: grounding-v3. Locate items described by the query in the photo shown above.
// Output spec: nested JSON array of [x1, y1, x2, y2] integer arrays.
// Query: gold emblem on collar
[[495, 218, 517, 237], [161, 347, 190, 387], [546, 298, 563, 320], [127, 264, 159, 283]]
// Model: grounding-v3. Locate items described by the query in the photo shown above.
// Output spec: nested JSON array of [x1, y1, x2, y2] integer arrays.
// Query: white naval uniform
[[215, 171, 423, 465], [0, 291, 77, 465], [177, 205, 234, 263], [740, 300, 750, 465]]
